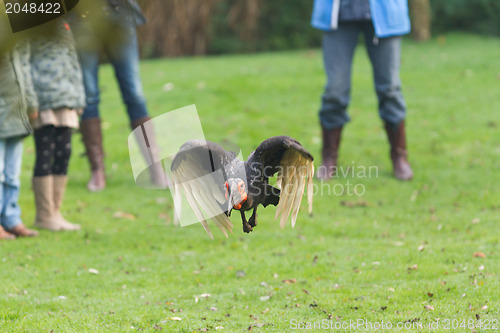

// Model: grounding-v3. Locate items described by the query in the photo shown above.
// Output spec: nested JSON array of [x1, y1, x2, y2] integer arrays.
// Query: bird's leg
[[248, 207, 258, 228], [241, 210, 253, 233]]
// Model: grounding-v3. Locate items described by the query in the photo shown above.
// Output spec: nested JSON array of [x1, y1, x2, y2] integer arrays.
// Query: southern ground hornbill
[[171, 136, 314, 238]]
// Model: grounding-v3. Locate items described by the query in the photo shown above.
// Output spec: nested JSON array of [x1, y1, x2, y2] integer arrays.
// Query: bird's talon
[[243, 223, 253, 233], [249, 214, 258, 227]]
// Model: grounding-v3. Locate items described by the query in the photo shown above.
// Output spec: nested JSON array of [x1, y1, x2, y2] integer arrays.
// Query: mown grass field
[[1, 33, 499, 332]]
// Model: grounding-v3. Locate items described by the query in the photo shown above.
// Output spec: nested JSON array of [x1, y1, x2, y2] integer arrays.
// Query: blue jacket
[[311, 0, 410, 38]]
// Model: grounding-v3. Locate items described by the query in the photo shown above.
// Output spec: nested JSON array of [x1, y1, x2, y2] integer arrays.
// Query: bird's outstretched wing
[[171, 140, 237, 239], [249, 136, 314, 228]]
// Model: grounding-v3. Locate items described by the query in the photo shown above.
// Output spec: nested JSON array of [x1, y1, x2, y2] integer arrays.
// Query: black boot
[[384, 120, 413, 180]]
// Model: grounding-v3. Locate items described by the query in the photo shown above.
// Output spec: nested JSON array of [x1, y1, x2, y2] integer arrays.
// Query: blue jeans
[[319, 21, 407, 130], [79, 26, 149, 122], [0, 137, 23, 230]]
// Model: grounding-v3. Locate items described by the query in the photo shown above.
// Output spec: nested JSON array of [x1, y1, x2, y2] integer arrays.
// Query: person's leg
[[107, 26, 148, 122], [34, 125, 56, 178], [80, 117, 105, 191], [129, 117, 169, 188], [78, 50, 101, 121], [363, 23, 406, 126], [107, 27, 169, 188], [32, 126, 79, 230], [78, 50, 106, 191], [0, 139, 5, 222], [33, 125, 56, 229], [32, 125, 69, 230], [52, 127, 72, 176], [52, 127, 80, 230], [2, 137, 23, 231], [317, 22, 360, 180], [319, 23, 360, 129], [2, 137, 38, 237], [363, 23, 413, 180], [0, 140, 15, 239]]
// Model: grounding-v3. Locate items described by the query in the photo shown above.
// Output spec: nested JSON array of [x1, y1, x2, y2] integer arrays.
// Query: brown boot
[[131, 116, 170, 188], [384, 120, 414, 180], [32, 176, 59, 230], [7, 224, 39, 237], [33, 176, 78, 231], [81, 118, 106, 191], [53, 175, 81, 230], [0, 226, 15, 240], [316, 125, 342, 181]]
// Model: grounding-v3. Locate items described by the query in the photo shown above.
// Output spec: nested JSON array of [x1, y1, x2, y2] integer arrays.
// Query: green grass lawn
[[1, 33, 499, 332]]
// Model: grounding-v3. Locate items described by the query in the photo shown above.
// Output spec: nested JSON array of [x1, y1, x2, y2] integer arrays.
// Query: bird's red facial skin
[[233, 180, 247, 209], [224, 182, 230, 200], [233, 192, 247, 210], [224, 180, 248, 210]]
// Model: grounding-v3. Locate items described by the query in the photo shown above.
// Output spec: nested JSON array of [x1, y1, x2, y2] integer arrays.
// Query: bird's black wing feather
[[246, 136, 314, 228], [248, 136, 313, 178]]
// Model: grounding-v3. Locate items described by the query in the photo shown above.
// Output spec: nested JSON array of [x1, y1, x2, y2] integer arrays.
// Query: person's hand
[[28, 110, 39, 121]]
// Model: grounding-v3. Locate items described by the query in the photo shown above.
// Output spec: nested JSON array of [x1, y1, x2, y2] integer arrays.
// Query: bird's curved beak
[[227, 192, 234, 214], [227, 186, 241, 211]]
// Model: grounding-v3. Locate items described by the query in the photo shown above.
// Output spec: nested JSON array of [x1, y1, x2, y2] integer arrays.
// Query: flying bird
[[170, 136, 314, 238]]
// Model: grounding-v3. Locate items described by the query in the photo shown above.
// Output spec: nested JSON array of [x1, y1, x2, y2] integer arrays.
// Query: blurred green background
[[136, 0, 500, 58]]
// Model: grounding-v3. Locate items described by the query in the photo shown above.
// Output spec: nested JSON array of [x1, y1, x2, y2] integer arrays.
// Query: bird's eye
[[238, 182, 245, 191], [225, 182, 229, 191]]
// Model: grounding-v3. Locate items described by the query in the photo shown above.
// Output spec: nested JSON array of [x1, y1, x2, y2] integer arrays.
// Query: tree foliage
[[136, 0, 500, 58], [431, 0, 500, 36]]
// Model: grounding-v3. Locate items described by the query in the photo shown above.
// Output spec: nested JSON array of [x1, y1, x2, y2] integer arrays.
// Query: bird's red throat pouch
[[233, 193, 247, 210]]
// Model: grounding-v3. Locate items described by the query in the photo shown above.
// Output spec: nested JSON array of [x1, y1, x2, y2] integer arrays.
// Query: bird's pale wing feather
[[179, 180, 213, 239], [265, 139, 314, 229], [307, 161, 314, 215], [171, 141, 235, 238], [290, 158, 307, 228]]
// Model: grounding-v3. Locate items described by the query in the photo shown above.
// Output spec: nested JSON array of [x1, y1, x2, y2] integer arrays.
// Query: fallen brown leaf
[[248, 323, 269, 331], [113, 211, 136, 220], [340, 200, 368, 207]]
